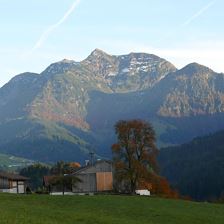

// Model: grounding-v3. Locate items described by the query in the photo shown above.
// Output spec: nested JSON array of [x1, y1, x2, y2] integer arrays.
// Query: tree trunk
[[63, 182, 65, 195], [130, 180, 136, 195]]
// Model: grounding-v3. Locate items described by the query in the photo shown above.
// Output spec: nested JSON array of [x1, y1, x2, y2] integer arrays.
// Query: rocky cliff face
[[157, 63, 224, 117], [82, 49, 177, 92]]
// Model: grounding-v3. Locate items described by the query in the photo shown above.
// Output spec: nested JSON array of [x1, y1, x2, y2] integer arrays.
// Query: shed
[[72, 160, 113, 193], [0, 172, 28, 193]]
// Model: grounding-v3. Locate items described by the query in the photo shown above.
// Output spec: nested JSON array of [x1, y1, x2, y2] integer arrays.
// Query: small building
[[0, 172, 28, 194], [43, 160, 113, 194], [72, 160, 113, 193]]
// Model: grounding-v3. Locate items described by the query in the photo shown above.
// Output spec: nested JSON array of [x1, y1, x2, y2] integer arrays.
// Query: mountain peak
[[83, 48, 114, 63], [9, 72, 39, 84], [61, 59, 77, 64], [90, 48, 109, 57], [127, 52, 160, 59], [180, 62, 214, 75], [42, 59, 77, 76]]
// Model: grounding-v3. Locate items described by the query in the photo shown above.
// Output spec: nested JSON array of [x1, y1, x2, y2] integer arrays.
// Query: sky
[[0, 0, 223, 87]]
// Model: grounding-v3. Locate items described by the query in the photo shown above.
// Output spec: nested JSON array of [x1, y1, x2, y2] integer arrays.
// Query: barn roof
[[0, 172, 29, 181], [72, 160, 112, 174]]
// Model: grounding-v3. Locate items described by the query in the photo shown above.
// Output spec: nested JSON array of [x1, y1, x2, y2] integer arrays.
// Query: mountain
[[0, 49, 224, 162], [158, 130, 224, 200], [81, 49, 177, 92]]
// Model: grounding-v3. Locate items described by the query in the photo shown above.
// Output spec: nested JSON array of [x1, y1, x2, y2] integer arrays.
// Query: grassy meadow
[[0, 194, 224, 224]]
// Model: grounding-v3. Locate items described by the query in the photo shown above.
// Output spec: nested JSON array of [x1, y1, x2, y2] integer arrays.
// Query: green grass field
[[0, 194, 223, 224]]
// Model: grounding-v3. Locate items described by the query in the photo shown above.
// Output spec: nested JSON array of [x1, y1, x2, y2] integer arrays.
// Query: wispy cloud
[[181, 0, 216, 27], [32, 0, 81, 50]]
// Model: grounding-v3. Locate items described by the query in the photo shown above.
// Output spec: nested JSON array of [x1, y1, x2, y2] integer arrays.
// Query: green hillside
[[0, 118, 96, 162], [0, 153, 34, 171], [159, 130, 224, 200], [0, 194, 223, 224]]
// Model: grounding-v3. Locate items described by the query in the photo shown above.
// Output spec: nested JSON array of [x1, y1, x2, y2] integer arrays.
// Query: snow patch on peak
[[122, 68, 130, 73], [157, 74, 167, 82], [107, 72, 117, 77]]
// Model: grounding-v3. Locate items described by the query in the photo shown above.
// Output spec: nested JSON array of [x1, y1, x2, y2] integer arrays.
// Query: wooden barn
[[43, 160, 113, 194], [72, 160, 113, 193], [0, 172, 28, 194]]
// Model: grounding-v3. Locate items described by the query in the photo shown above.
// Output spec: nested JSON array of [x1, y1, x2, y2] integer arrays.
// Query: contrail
[[182, 0, 216, 27], [154, 0, 216, 44], [32, 0, 81, 50], [155, 0, 217, 43]]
